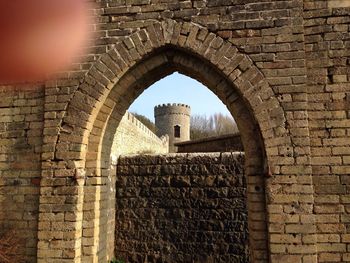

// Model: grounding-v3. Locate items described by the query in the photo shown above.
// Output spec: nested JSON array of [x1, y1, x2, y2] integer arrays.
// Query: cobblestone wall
[[115, 153, 248, 263], [111, 112, 168, 162]]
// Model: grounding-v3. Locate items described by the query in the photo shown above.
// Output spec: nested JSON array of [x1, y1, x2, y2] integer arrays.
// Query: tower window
[[174, 125, 181, 138]]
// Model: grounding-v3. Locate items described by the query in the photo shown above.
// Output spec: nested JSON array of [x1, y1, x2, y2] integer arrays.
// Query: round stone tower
[[154, 103, 191, 153]]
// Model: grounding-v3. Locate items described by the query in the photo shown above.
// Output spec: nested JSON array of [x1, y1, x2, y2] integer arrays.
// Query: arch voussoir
[[225, 56, 243, 73], [129, 32, 147, 55], [161, 19, 176, 44]]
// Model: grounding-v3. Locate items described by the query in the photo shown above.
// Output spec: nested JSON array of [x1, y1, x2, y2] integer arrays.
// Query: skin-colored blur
[[0, 0, 93, 84]]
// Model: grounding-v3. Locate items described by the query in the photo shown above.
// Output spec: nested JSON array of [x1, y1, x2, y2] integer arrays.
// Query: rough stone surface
[[115, 153, 248, 263], [0, 86, 43, 262], [0, 0, 349, 262]]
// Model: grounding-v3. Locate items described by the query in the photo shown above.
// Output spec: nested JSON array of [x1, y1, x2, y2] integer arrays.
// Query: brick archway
[[38, 20, 312, 263], [95, 47, 271, 262]]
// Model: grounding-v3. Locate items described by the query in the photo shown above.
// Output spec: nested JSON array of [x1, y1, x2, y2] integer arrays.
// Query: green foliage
[[131, 112, 157, 133], [190, 113, 238, 140]]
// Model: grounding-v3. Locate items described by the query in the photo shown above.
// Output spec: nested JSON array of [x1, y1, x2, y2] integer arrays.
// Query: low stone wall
[[175, 133, 243, 153], [115, 152, 248, 263], [111, 112, 168, 162]]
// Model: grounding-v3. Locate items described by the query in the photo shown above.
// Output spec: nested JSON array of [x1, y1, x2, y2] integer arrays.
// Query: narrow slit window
[[174, 125, 181, 138]]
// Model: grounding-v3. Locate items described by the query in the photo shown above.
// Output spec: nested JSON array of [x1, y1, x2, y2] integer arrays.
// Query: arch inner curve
[[81, 45, 270, 262]]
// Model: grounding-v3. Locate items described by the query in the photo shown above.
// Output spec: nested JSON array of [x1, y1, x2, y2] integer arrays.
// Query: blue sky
[[129, 72, 232, 122]]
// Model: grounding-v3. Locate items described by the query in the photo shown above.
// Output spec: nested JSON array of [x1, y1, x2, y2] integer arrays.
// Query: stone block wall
[[0, 0, 350, 262], [111, 111, 168, 162], [0, 86, 43, 262], [115, 153, 248, 263], [304, 1, 350, 261]]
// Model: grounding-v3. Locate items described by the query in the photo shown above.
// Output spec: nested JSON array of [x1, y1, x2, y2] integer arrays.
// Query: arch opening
[[80, 45, 270, 262]]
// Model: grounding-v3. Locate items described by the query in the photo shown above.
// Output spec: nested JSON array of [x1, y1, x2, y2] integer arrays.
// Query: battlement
[[154, 103, 191, 117], [122, 112, 162, 141], [155, 103, 191, 109], [110, 111, 169, 160]]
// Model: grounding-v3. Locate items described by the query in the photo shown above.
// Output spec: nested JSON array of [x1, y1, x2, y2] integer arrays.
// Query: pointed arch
[[38, 20, 294, 262], [60, 20, 289, 168]]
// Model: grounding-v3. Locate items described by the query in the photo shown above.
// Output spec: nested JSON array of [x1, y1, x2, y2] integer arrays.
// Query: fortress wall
[[115, 152, 248, 263], [0, 87, 44, 262], [111, 112, 169, 161]]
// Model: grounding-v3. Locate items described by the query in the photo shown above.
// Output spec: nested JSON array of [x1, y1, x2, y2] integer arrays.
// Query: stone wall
[[111, 112, 168, 162], [175, 133, 243, 153], [0, 86, 43, 262], [304, 2, 350, 261], [0, 1, 349, 262], [115, 153, 248, 263]]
